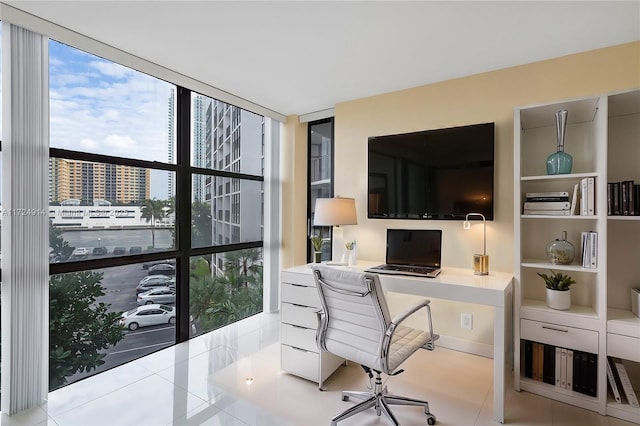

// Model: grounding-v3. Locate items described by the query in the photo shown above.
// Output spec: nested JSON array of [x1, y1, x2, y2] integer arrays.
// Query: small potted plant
[[310, 234, 324, 263], [537, 270, 575, 310]]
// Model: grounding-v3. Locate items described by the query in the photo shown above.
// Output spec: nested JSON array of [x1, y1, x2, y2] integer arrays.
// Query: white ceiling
[[5, 1, 640, 116]]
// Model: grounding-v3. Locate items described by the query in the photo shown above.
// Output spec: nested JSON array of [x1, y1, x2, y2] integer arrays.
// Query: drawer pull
[[542, 325, 569, 333], [291, 303, 310, 308], [289, 283, 306, 288], [290, 324, 308, 330], [290, 346, 310, 353]]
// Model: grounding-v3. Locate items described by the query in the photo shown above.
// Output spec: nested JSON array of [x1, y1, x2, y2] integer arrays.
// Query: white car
[[136, 287, 176, 305], [120, 304, 176, 331]]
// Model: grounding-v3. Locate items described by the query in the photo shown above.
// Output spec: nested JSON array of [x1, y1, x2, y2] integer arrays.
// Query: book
[[626, 180, 635, 215], [571, 183, 579, 215], [525, 191, 569, 198], [581, 231, 591, 268], [560, 348, 568, 388], [587, 352, 597, 397], [566, 349, 573, 390], [524, 340, 533, 379], [526, 196, 570, 202], [580, 178, 589, 216], [523, 209, 572, 216], [523, 201, 571, 210], [555, 346, 562, 387], [607, 357, 622, 403], [573, 349, 582, 392], [532, 342, 539, 381], [587, 177, 595, 215], [622, 180, 629, 215], [537, 343, 544, 383], [613, 358, 640, 407], [544, 344, 556, 385], [589, 232, 598, 268], [635, 184, 640, 215]]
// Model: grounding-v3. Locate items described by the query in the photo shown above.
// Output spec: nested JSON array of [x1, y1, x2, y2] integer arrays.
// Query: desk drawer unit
[[521, 318, 598, 354], [280, 269, 343, 388]]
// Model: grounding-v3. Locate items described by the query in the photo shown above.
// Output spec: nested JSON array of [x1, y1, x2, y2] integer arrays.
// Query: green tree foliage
[[49, 271, 124, 390], [189, 250, 263, 333], [140, 198, 167, 248], [49, 219, 74, 262], [191, 200, 212, 248]]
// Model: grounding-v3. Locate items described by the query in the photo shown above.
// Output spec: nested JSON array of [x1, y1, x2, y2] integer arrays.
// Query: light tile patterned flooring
[[0, 312, 635, 426]]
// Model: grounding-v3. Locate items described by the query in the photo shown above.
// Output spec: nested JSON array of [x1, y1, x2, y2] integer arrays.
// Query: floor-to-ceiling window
[[307, 118, 334, 262], [48, 40, 179, 391], [189, 95, 264, 337], [46, 41, 264, 391]]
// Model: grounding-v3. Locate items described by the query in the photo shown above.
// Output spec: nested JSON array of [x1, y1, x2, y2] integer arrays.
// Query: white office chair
[[312, 266, 438, 426]]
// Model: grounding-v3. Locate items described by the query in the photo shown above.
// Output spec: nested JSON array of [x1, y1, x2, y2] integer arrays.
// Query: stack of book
[[522, 339, 597, 397], [523, 191, 572, 216], [607, 356, 640, 407], [608, 180, 639, 216]]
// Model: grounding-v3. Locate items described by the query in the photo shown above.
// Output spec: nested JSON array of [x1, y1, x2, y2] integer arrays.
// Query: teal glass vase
[[546, 110, 573, 175]]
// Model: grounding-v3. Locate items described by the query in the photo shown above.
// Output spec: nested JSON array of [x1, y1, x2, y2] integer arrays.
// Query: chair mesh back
[[312, 266, 391, 370]]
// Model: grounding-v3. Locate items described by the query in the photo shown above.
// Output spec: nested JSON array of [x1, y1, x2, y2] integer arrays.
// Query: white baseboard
[[436, 335, 494, 359]]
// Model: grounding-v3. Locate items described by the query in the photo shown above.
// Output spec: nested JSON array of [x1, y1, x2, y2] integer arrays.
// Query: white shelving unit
[[514, 89, 640, 424]]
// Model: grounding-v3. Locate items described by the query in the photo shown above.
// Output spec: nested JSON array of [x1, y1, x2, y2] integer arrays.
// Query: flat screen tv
[[368, 122, 494, 220]]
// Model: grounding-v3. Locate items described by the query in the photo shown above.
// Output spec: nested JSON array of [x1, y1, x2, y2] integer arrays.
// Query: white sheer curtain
[[1, 22, 49, 414]]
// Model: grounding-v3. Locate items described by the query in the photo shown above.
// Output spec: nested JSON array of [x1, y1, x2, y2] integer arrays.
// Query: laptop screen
[[386, 229, 442, 268]]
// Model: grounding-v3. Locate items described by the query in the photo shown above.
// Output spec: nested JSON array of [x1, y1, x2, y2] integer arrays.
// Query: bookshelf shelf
[[515, 90, 640, 422], [521, 215, 597, 220], [521, 259, 598, 273], [521, 172, 599, 182]]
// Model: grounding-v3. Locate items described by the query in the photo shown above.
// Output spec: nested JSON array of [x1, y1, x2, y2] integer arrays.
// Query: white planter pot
[[546, 288, 571, 310]]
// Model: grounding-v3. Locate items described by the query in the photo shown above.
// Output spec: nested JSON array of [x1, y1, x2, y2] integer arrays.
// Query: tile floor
[[0, 312, 635, 426]]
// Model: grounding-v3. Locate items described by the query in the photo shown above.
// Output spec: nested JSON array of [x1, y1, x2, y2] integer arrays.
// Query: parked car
[[70, 247, 89, 260], [113, 246, 127, 255], [136, 275, 173, 294], [92, 246, 108, 255], [129, 246, 142, 254], [147, 263, 176, 276], [120, 304, 176, 331], [142, 259, 176, 270], [136, 287, 176, 305]]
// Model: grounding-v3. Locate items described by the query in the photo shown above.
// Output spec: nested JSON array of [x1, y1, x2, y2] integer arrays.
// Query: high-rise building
[[192, 94, 211, 201], [49, 158, 150, 204], [204, 100, 263, 272], [167, 88, 175, 199]]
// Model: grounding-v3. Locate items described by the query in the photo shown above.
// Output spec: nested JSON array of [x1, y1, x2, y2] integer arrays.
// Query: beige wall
[[281, 42, 640, 348]]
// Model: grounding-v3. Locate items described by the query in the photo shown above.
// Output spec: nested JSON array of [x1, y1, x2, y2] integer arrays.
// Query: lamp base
[[473, 254, 489, 275]]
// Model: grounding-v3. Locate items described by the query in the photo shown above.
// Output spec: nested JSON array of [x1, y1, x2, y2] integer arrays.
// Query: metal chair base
[[330, 373, 436, 426]]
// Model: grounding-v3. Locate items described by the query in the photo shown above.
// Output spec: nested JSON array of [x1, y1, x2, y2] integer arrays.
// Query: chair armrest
[[388, 298, 431, 329]]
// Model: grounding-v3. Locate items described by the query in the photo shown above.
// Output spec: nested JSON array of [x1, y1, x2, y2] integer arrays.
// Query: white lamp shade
[[313, 198, 357, 226]]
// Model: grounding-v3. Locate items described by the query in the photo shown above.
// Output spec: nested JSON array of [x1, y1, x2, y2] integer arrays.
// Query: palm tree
[[140, 198, 166, 249], [225, 249, 262, 288]]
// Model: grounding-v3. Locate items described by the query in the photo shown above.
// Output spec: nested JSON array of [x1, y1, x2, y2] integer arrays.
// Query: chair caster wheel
[[426, 414, 436, 425]]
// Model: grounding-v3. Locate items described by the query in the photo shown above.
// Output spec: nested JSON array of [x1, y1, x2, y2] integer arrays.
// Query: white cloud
[[89, 60, 134, 79], [105, 134, 136, 149]]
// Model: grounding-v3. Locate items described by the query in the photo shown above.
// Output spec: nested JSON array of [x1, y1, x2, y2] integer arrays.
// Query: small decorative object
[[546, 110, 573, 175], [310, 234, 324, 263], [545, 231, 575, 264], [344, 240, 356, 266], [537, 270, 575, 310]]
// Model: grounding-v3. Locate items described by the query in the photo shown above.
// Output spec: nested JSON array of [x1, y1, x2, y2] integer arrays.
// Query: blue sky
[[49, 40, 174, 200]]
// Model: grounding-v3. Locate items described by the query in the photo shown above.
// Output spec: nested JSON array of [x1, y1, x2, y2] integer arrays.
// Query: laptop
[[366, 229, 442, 278]]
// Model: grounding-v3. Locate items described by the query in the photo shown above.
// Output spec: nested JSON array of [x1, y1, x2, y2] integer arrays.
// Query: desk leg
[[494, 306, 506, 424]]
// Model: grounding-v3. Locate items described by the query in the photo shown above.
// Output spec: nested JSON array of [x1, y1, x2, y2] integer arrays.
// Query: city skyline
[[49, 40, 174, 200]]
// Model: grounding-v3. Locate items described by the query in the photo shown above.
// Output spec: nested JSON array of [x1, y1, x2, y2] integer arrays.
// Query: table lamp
[[313, 197, 357, 263], [463, 212, 488, 275]]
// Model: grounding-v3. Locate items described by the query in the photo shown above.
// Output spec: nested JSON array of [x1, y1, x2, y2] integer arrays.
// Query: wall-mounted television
[[368, 122, 494, 220]]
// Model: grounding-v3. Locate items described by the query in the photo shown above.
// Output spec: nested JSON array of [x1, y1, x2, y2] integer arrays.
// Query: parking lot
[[65, 260, 178, 385]]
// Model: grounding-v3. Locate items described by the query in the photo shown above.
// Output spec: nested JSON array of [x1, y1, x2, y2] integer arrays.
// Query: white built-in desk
[[280, 262, 513, 424]]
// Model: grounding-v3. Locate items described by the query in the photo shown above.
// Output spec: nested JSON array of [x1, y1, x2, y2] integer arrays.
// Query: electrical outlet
[[461, 313, 473, 330]]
